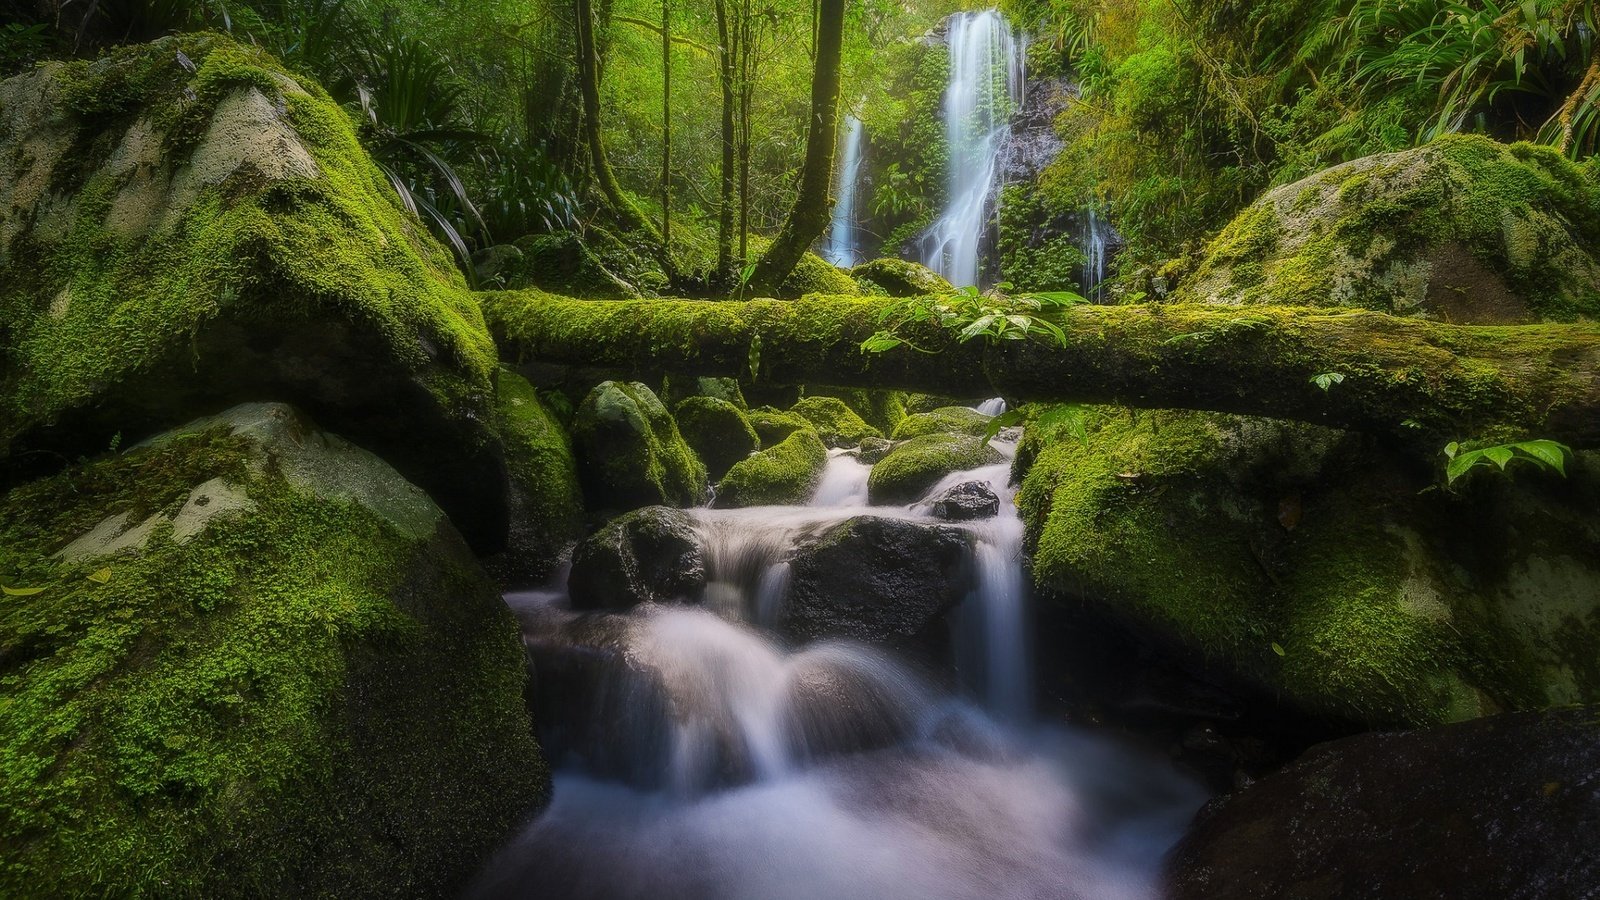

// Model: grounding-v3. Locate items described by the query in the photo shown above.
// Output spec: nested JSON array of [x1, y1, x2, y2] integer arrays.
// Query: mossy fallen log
[[482, 291, 1600, 448]]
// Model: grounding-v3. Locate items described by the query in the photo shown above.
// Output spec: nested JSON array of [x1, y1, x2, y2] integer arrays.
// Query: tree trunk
[[737, 0, 753, 268], [750, 0, 845, 293], [660, 0, 671, 251], [481, 292, 1600, 448], [575, 0, 663, 244], [714, 0, 737, 282]]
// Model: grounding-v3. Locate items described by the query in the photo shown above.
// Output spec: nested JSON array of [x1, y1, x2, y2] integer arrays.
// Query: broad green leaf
[[88, 568, 112, 585], [2, 584, 46, 597], [1271, 642, 1286, 657], [1482, 446, 1515, 470], [1517, 440, 1570, 475]]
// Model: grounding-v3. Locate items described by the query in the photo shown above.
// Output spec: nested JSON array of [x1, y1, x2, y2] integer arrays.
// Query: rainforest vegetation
[[1, 0, 1598, 896]]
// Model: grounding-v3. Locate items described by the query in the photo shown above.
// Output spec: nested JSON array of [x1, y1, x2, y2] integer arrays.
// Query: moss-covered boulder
[[481, 371, 584, 589], [745, 406, 815, 447], [714, 428, 828, 507], [779, 250, 860, 298], [571, 381, 708, 513], [506, 231, 635, 299], [567, 506, 706, 610], [790, 396, 882, 448], [0, 35, 509, 550], [890, 405, 992, 440], [850, 258, 953, 297], [1178, 135, 1600, 322], [867, 433, 1004, 505], [1018, 407, 1600, 727], [0, 403, 546, 896], [662, 375, 747, 409], [674, 396, 760, 481], [802, 387, 908, 434]]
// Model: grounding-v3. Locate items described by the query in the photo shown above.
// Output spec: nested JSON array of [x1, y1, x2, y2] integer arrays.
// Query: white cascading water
[[920, 10, 1023, 288], [825, 115, 866, 267], [1082, 207, 1108, 300], [476, 400, 1204, 899]]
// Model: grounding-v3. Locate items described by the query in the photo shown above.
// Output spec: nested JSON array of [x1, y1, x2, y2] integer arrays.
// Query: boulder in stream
[[790, 395, 883, 448], [0, 403, 545, 897], [674, 396, 761, 482], [890, 405, 994, 440], [568, 506, 707, 610], [868, 433, 1004, 505], [1167, 705, 1600, 899], [783, 516, 971, 661], [931, 481, 1001, 521], [571, 381, 709, 512], [715, 428, 828, 508]]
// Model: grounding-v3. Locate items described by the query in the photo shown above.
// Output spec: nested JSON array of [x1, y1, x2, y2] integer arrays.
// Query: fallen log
[[481, 291, 1600, 448]]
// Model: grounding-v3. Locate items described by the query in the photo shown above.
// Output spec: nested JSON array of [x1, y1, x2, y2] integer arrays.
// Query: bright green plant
[[1310, 372, 1345, 392], [1442, 438, 1571, 485], [861, 286, 1088, 354]]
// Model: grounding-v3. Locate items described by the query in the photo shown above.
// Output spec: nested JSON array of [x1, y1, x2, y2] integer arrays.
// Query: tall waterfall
[[1082, 207, 1108, 300], [825, 115, 866, 267], [920, 10, 1023, 288]]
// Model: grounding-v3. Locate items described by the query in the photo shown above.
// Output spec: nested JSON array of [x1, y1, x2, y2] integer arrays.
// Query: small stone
[[930, 481, 1000, 521]]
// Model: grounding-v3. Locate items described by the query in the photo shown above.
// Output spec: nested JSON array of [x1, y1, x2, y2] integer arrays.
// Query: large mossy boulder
[[714, 427, 828, 508], [783, 516, 971, 661], [1017, 407, 1600, 727], [1178, 135, 1600, 321], [481, 371, 584, 589], [1167, 706, 1600, 899], [505, 231, 635, 299], [867, 433, 1003, 505], [674, 396, 759, 481], [0, 35, 509, 550], [850, 258, 953, 297], [745, 406, 815, 446], [889, 405, 992, 440], [789, 395, 882, 448], [571, 381, 708, 513], [0, 403, 546, 897], [567, 506, 706, 610], [802, 387, 908, 434]]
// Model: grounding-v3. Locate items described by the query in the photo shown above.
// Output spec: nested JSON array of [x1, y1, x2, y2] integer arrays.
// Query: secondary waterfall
[[920, 10, 1023, 287], [1082, 207, 1108, 300], [476, 401, 1204, 899], [825, 115, 866, 267]]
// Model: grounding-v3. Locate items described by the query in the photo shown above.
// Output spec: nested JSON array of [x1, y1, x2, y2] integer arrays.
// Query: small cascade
[[974, 397, 1008, 416], [811, 448, 872, 507], [825, 115, 866, 267], [1082, 207, 1108, 300], [919, 10, 1023, 287]]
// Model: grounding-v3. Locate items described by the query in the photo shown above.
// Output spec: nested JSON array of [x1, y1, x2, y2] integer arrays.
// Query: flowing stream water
[[825, 115, 866, 267], [474, 403, 1205, 899], [920, 10, 1023, 287]]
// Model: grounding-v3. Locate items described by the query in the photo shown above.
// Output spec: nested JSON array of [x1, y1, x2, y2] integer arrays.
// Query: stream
[[471, 412, 1206, 899]]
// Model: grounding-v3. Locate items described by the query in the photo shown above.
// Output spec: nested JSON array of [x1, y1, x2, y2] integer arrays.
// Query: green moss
[[849, 258, 952, 297], [1, 34, 496, 471], [570, 381, 708, 512], [867, 433, 1002, 505], [674, 396, 760, 481], [507, 231, 634, 298], [662, 375, 746, 409], [745, 406, 815, 447], [487, 371, 585, 584], [0, 417, 544, 896], [789, 396, 882, 448], [889, 406, 992, 441], [802, 387, 907, 434], [714, 427, 828, 507]]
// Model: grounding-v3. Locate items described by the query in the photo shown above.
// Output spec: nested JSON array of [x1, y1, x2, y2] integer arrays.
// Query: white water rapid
[[476, 401, 1204, 899], [919, 10, 1023, 287], [825, 115, 866, 267]]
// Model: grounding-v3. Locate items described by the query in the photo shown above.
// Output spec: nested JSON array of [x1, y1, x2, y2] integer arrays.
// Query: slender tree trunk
[[660, 0, 671, 251], [575, 0, 663, 245], [481, 292, 1600, 449], [738, 0, 753, 268], [750, 0, 845, 293], [714, 0, 738, 283]]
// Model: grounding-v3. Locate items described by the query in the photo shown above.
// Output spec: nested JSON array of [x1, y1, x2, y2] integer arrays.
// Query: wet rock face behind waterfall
[[1167, 706, 1600, 899], [783, 516, 972, 663]]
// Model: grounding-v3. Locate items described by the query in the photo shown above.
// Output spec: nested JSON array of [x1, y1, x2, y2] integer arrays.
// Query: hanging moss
[[0, 404, 546, 897]]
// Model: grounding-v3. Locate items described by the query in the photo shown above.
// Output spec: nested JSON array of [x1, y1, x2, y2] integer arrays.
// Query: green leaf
[[1517, 440, 1570, 475], [2, 584, 46, 597], [982, 408, 1028, 444], [1310, 372, 1345, 392], [1482, 446, 1516, 470], [1270, 642, 1286, 657], [87, 568, 112, 585]]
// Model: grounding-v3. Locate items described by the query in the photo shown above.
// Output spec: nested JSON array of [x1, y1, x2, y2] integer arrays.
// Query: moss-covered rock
[[505, 231, 636, 298], [571, 381, 708, 513], [714, 428, 828, 507], [889, 405, 992, 440], [849, 257, 953, 297], [0, 403, 546, 897], [867, 433, 1003, 505], [674, 396, 760, 481], [778, 250, 860, 298], [789, 396, 882, 448], [0, 35, 509, 550], [662, 375, 747, 409], [481, 371, 585, 589], [1018, 407, 1600, 727], [801, 387, 908, 434], [1178, 135, 1600, 322], [904, 393, 984, 415], [745, 406, 815, 447]]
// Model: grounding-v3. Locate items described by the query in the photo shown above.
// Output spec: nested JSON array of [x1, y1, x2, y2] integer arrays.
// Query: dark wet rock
[[568, 507, 706, 610], [674, 396, 760, 482], [783, 516, 971, 661], [931, 481, 1000, 520], [858, 436, 894, 464], [1167, 706, 1600, 900]]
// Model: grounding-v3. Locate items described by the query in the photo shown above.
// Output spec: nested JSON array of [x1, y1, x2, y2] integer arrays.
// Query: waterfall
[[920, 10, 1023, 288], [825, 115, 866, 267], [1082, 207, 1108, 300]]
